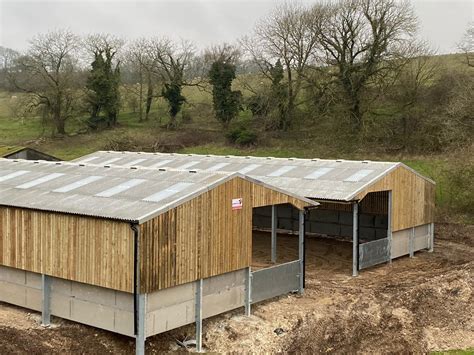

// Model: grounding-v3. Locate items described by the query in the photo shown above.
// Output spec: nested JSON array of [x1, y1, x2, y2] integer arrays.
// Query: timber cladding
[[0, 207, 134, 293], [356, 165, 435, 232], [139, 176, 309, 293]]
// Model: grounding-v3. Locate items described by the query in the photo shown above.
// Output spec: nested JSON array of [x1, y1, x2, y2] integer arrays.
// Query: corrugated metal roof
[[0, 159, 317, 223], [73, 151, 434, 201]]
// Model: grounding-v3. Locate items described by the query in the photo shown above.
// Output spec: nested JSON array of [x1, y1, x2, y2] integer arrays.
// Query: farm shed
[[0, 145, 59, 161], [0, 158, 317, 354], [75, 151, 436, 276]]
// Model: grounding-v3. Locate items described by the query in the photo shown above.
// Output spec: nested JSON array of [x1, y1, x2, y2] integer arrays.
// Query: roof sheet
[[0, 159, 316, 223], [73, 151, 424, 201]]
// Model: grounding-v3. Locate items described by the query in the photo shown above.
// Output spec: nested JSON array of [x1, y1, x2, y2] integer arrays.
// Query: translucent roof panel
[[72, 151, 410, 201], [0, 159, 315, 222]]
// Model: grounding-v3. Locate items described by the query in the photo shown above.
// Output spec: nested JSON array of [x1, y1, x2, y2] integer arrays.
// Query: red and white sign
[[232, 198, 243, 210]]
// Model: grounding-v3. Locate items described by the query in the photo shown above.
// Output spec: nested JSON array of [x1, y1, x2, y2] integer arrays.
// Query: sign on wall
[[232, 198, 243, 210]]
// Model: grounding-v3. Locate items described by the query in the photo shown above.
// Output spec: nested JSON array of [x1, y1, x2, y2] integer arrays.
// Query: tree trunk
[[145, 82, 153, 120]]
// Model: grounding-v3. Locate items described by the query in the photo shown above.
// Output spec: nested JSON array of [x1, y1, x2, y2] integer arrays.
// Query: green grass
[[431, 349, 474, 355]]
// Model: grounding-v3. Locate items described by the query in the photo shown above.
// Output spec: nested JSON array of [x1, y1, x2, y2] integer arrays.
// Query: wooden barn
[[0, 145, 59, 161], [0, 158, 317, 354], [75, 151, 436, 276]]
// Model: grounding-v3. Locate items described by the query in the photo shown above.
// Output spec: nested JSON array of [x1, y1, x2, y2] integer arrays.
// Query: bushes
[[225, 124, 258, 146]]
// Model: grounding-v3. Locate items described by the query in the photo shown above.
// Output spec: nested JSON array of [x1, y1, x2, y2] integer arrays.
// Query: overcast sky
[[0, 0, 472, 54]]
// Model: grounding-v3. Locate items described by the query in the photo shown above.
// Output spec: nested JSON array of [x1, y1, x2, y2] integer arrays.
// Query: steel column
[[352, 202, 359, 277], [195, 279, 203, 352], [429, 222, 434, 252], [298, 210, 304, 294], [271, 205, 277, 263], [387, 191, 393, 264], [41, 274, 51, 326], [409, 227, 415, 258], [136, 294, 146, 355], [244, 267, 252, 316]]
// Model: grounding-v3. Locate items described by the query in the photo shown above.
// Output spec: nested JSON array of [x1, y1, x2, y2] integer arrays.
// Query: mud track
[[0, 223, 472, 353]]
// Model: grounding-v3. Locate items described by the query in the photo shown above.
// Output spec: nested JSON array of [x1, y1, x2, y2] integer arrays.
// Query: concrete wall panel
[[392, 229, 410, 259]]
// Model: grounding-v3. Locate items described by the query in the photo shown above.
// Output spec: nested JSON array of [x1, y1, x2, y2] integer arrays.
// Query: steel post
[[271, 205, 277, 263], [195, 279, 203, 352], [409, 227, 415, 258], [136, 294, 146, 355], [429, 222, 434, 252], [298, 210, 304, 294], [387, 191, 393, 263], [244, 267, 252, 316], [352, 202, 359, 277], [41, 274, 51, 326]]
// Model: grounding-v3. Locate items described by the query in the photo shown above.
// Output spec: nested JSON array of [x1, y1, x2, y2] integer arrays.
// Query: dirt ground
[[0, 223, 472, 353]]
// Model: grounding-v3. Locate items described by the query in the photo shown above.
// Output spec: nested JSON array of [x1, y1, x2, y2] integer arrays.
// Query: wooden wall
[[0, 207, 134, 292], [139, 176, 310, 293], [356, 165, 435, 231]]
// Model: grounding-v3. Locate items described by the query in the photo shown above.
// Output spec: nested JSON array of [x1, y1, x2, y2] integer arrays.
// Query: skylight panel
[[16, 173, 64, 189], [344, 169, 374, 182], [304, 167, 334, 180], [148, 159, 173, 168], [0, 170, 29, 183], [267, 165, 296, 177], [206, 162, 230, 171], [176, 161, 199, 169], [75, 156, 99, 163], [95, 178, 146, 197], [143, 182, 194, 203], [101, 157, 122, 165], [53, 175, 103, 193], [238, 164, 261, 174], [123, 158, 147, 167]]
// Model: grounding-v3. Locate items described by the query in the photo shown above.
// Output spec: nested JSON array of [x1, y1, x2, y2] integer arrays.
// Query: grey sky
[[0, 0, 472, 53]]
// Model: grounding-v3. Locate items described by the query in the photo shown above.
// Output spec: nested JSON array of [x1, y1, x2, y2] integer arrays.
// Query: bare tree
[[241, 2, 319, 129], [458, 22, 474, 67], [9, 30, 81, 135], [148, 38, 196, 128], [311, 0, 418, 130]]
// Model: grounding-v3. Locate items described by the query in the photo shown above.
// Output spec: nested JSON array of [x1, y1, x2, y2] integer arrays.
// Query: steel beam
[[244, 267, 252, 316], [387, 191, 393, 263], [409, 227, 415, 258], [41, 274, 51, 326], [271, 205, 277, 263], [136, 294, 146, 355], [298, 210, 304, 294], [352, 202, 359, 277], [195, 279, 203, 352]]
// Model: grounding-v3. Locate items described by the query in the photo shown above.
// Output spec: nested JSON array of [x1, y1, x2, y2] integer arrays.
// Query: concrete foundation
[[0, 265, 246, 341]]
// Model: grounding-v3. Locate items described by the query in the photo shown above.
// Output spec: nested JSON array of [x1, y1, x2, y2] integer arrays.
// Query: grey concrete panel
[[202, 285, 245, 319], [50, 292, 72, 319], [359, 214, 375, 227], [115, 310, 135, 337], [375, 215, 388, 228], [51, 278, 73, 295], [115, 291, 134, 310], [71, 299, 116, 331], [26, 272, 42, 289], [415, 224, 429, 237], [26, 288, 42, 311], [203, 269, 245, 296], [339, 212, 353, 225], [391, 229, 410, 259], [359, 227, 376, 239], [0, 266, 26, 284], [146, 300, 195, 337], [312, 210, 339, 223], [0, 281, 27, 307], [414, 234, 429, 251], [359, 237, 390, 269], [146, 281, 194, 312], [313, 222, 340, 236], [71, 281, 118, 307]]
